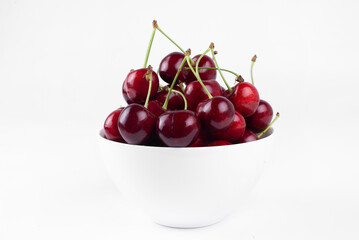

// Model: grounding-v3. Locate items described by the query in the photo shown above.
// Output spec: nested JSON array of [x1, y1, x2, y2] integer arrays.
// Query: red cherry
[[246, 99, 273, 132], [156, 110, 200, 147], [207, 140, 232, 146], [103, 108, 125, 142], [186, 54, 217, 82], [185, 80, 222, 111], [239, 129, 258, 143], [122, 81, 134, 104], [122, 68, 159, 104], [155, 86, 184, 110], [188, 130, 211, 147], [158, 52, 190, 84], [211, 111, 246, 142], [147, 100, 165, 117], [118, 104, 157, 145], [228, 82, 260, 117], [196, 96, 235, 132]]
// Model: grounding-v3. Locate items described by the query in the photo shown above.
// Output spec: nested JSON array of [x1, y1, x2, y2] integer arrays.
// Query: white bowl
[[98, 129, 274, 228]]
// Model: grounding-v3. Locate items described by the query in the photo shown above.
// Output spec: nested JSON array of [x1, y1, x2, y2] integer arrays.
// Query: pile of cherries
[[103, 21, 279, 147]]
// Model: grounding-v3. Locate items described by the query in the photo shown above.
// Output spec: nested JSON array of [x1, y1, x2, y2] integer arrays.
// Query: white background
[[1, 0, 359, 239]]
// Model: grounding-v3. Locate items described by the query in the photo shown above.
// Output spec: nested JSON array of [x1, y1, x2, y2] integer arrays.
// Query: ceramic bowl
[[98, 129, 274, 228]]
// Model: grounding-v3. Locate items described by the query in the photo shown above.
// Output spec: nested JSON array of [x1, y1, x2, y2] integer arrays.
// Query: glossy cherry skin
[[158, 52, 190, 84], [118, 104, 157, 145], [239, 129, 258, 143], [155, 86, 184, 110], [122, 69, 159, 104], [196, 96, 235, 132], [186, 54, 217, 82], [228, 82, 260, 117], [185, 80, 222, 111], [156, 110, 200, 147], [207, 140, 232, 146], [103, 108, 125, 142], [246, 99, 273, 132], [122, 81, 134, 104], [147, 100, 165, 117], [211, 111, 246, 142]]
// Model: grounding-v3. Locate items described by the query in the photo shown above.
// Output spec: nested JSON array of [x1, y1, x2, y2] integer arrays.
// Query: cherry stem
[[162, 57, 187, 110], [144, 66, 153, 109], [154, 21, 194, 65], [196, 48, 210, 76], [143, 27, 156, 68], [179, 82, 185, 92], [210, 49, 232, 94], [186, 67, 239, 77], [257, 112, 280, 138], [250, 55, 257, 85], [186, 55, 213, 99], [169, 89, 188, 110]]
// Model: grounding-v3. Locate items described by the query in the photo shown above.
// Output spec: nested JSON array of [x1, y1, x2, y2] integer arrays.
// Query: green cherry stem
[[250, 55, 257, 85], [210, 43, 232, 93], [153, 20, 184, 53], [143, 22, 157, 68], [196, 48, 210, 76], [179, 82, 185, 93], [162, 57, 187, 110], [167, 88, 188, 110], [257, 112, 280, 138], [153, 20, 195, 65], [144, 65, 153, 109], [185, 67, 239, 77], [185, 53, 213, 99]]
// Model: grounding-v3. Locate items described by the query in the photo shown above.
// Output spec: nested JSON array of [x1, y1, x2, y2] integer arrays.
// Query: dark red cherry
[[246, 99, 273, 132], [147, 100, 165, 117], [188, 130, 211, 147], [239, 129, 258, 143], [196, 96, 235, 132], [185, 80, 222, 111], [159, 52, 190, 85], [122, 81, 134, 104], [156, 110, 200, 147], [228, 82, 260, 117], [186, 54, 217, 82], [207, 140, 232, 146], [118, 104, 157, 145], [212, 111, 246, 142], [103, 108, 125, 142], [223, 88, 232, 99], [122, 69, 159, 104], [155, 86, 184, 110]]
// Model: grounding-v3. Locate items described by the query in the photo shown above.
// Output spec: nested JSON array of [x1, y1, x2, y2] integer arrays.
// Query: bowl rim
[[98, 128, 274, 150]]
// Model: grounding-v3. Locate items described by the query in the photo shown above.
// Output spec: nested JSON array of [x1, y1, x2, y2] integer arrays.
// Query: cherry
[[156, 110, 200, 147], [207, 140, 232, 146], [189, 130, 211, 147], [159, 52, 191, 84], [185, 80, 222, 111], [155, 85, 184, 110], [228, 79, 260, 117], [186, 54, 217, 82], [239, 129, 258, 143], [246, 99, 273, 132], [211, 111, 246, 142], [118, 103, 157, 145], [147, 100, 165, 117], [196, 96, 235, 132], [122, 68, 159, 104], [103, 108, 125, 142], [122, 81, 134, 104]]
